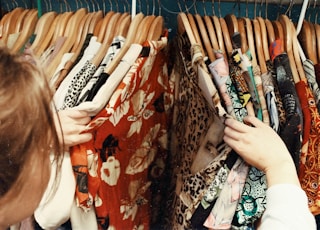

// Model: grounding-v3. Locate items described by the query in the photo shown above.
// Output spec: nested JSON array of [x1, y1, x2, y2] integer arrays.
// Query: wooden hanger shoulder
[[252, 18, 267, 74], [237, 17, 248, 53], [195, 14, 215, 62], [11, 9, 38, 53], [203, 15, 219, 52], [219, 17, 232, 58], [279, 14, 300, 83], [212, 15, 226, 59], [224, 14, 238, 37], [265, 18, 275, 46], [315, 23, 320, 63], [147, 15, 164, 41], [187, 13, 205, 57], [29, 11, 57, 52], [115, 13, 131, 38], [244, 17, 257, 66], [257, 17, 270, 62], [103, 12, 144, 75]]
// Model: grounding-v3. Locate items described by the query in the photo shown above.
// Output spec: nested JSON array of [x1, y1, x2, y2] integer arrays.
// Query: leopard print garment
[[164, 33, 230, 229]]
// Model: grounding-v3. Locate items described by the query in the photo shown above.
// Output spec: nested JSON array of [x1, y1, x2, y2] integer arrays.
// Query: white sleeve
[[34, 152, 75, 229], [259, 184, 316, 230]]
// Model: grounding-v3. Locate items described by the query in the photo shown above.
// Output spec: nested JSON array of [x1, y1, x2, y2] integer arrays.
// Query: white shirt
[[260, 184, 316, 230]]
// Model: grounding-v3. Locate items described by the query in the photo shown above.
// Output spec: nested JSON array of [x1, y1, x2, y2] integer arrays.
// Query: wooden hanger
[[91, 12, 122, 67], [310, 21, 318, 64], [252, 18, 267, 74], [265, 18, 275, 46], [279, 14, 300, 83], [70, 11, 91, 54], [114, 13, 131, 38], [224, 14, 238, 38], [203, 15, 219, 52], [292, 19, 307, 81], [244, 17, 258, 67], [272, 20, 284, 53], [96, 11, 115, 43], [147, 15, 164, 41], [177, 12, 197, 44], [29, 11, 57, 53], [14, 9, 30, 33], [135, 15, 156, 44], [315, 23, 320, 63], [219, 17, 233, 58], [88, 10, 103, 35], [257, 17, 270, 63], [212, 15, 227, 60], [45, 8, 88, 79], [11, 9, 38, 53], [0, 13, 10, 45], [195, 14, 215, 62], [103, 13, 144, 75], [237, 17, 248, 54], [47, 11, 73, 49], [298, 20, 317, 64], [4, 7, 25, 44], [187, 13, 205, 57], [34, 13, 64, 57]]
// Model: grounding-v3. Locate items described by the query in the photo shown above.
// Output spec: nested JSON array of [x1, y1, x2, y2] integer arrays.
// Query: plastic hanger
[[195, 14, 215, 62], [29, 11, 57, 53], [11, 9, 38, 53]]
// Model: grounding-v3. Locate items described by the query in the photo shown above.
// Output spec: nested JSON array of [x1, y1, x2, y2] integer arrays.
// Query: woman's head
[[0, 47, 63, 227]]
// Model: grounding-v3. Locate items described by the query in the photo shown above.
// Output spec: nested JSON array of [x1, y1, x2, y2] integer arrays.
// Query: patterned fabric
[[272, 52, 303, 170], [266, 59, 285, 133], [252, 65, 270, 125], [304, 59, 320, 113], [204, 159, 249, 229], [77, 36, 125, 104], [61, 61, 97, 109], [165, 33, 230, 229], [70, 38, 173, 230], [261, 71, 279, 132], [299, 60, 320, 215]]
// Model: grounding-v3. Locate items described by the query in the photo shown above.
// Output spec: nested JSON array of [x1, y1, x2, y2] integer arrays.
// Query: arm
[[223, 116, 316, 229]]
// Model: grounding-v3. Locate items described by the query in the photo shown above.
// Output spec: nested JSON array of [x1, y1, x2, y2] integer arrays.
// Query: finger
[[224, 118, 251, 133], [243, 115, 265, 128], [65, 109, 90, 119]]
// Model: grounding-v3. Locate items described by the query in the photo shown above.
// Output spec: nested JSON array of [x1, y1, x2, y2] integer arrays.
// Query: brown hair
[[0, 47, 63, 197]]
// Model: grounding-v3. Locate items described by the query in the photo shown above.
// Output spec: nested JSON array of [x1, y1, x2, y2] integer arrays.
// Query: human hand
[[223, 116, 300, 187], [54, 110, 93, 148]]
